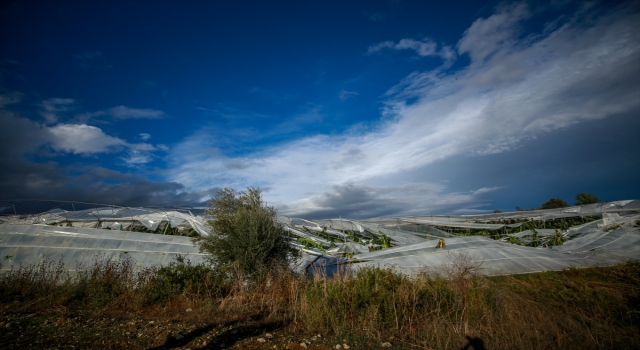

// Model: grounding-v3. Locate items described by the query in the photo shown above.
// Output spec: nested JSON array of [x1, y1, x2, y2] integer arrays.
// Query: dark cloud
[[279, 182, 495, 219], [0, 110, 217, 209], [0, 111, 51, 156], [0, 156, 219, 208]]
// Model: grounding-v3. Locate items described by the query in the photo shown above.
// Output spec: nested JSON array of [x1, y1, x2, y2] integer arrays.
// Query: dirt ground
[[0, 302, 412, 350]]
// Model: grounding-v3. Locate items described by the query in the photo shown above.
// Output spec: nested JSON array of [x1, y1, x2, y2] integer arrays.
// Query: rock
[[300, 343, 308, 348], [335, 345, 342, 349], [343, 344, 350, 349], [265, 332, 274, 339], [175, 333, 185, 341], [186, 308, 193, 312], [381, 342, 392, 347], [257, 338, 267, 343], [220, 343, 225, 348], [231, 329, 238, 334], [148, 321, 155, 324], [311, 336, 317, 341]]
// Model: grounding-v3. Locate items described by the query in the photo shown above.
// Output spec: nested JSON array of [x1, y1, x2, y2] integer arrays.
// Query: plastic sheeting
[[0, 200, 638, 277], [342, 214, 640, 276], [0, 207, 211, 236], [0, 224, 207, 272], [296, 204, 640, 277]]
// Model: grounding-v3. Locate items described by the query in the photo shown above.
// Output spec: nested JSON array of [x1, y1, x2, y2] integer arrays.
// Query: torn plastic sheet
[[1, 200, 638, 277]]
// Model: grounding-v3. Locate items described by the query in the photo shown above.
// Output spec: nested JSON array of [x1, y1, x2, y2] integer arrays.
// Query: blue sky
[[1, 0, 639, 218]]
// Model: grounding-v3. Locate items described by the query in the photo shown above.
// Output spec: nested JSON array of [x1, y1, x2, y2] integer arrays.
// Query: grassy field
[[1, 256, 639, 349]]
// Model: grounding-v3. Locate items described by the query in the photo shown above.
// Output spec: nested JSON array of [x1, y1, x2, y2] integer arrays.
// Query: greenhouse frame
[[1, 199, 638, 277]]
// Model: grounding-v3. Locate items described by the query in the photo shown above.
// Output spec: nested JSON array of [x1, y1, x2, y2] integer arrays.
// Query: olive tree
[[196, 187, 299, 277], [575, 193, 599, 205], [539, 198, 569, 210]]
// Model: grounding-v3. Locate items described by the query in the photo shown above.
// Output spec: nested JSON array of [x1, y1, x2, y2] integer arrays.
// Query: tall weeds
[[1, 257, 639, 349]]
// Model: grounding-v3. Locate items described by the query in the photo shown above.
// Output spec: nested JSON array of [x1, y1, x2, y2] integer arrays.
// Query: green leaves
[[575, 193, 600, 205], [196, 187, 300, 277], [540, 198, 569, 210]]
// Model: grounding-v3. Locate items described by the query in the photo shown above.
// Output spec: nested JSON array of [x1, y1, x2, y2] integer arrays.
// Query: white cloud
[[47, 124, 126, 154], [339, 89, 359, 101], [108, 106, 164, 119], [45, 124, 157, 159], [168, 2, 640, 218], [121, 150, 154, 165], [139, 133, 151, 140], [457, 2, 530, 65], [77, 106, 164, 122], [367, 38, 456, 65]]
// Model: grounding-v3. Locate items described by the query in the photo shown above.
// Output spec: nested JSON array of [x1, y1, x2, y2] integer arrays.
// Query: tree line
[[498, 192, 600, 213]]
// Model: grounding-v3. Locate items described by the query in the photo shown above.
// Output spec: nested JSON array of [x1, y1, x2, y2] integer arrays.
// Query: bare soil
[[0, 300, 410, 350]]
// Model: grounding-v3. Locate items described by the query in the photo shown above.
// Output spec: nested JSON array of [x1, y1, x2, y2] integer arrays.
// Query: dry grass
[[1, 256, 639, 349]]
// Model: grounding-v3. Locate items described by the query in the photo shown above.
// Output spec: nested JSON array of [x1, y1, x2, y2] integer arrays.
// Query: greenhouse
[[1, 199, 638, 276]]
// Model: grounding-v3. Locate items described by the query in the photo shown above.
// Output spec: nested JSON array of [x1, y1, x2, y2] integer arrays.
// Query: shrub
[[196, 187, 300, 278], [540, 198, 569, 209], [143, 255, 229, 303], [575, 192, 599, 205], [73, 255, 136, 307]]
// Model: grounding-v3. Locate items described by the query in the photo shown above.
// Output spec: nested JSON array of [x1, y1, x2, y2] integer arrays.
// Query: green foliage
[[507, 235, 523, 245], [377, 231, 392, 248], [548, 229, 564, 247], [345, 230, 362, 243], [365, 231, 393, 251], [297, 237, 328, 253], [145, 255, 228, 302], [540, 198, 569, 210], [575, 192, 600, 205], [0, 259, 69, 304], [3, 257, 640, 349], [529, 227, 541, 247], [72, 255, 137, 307], [303, 267, 426, 332], [493, 209, 502, 213], [129, 222, 199, 237], [606, 224, 621, 232], [196, 187, 300, 277], [303, 226, 338, 245]]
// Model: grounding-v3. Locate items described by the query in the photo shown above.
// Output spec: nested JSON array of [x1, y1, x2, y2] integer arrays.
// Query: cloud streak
[[367, 38, 456, 65], [40, 98, 75, 123], [77, 106, 165, 123], [166, 2, 640, 218]]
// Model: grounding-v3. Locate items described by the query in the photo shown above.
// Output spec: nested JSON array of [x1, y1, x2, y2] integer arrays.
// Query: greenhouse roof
[[1, 199, 639, 276]]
